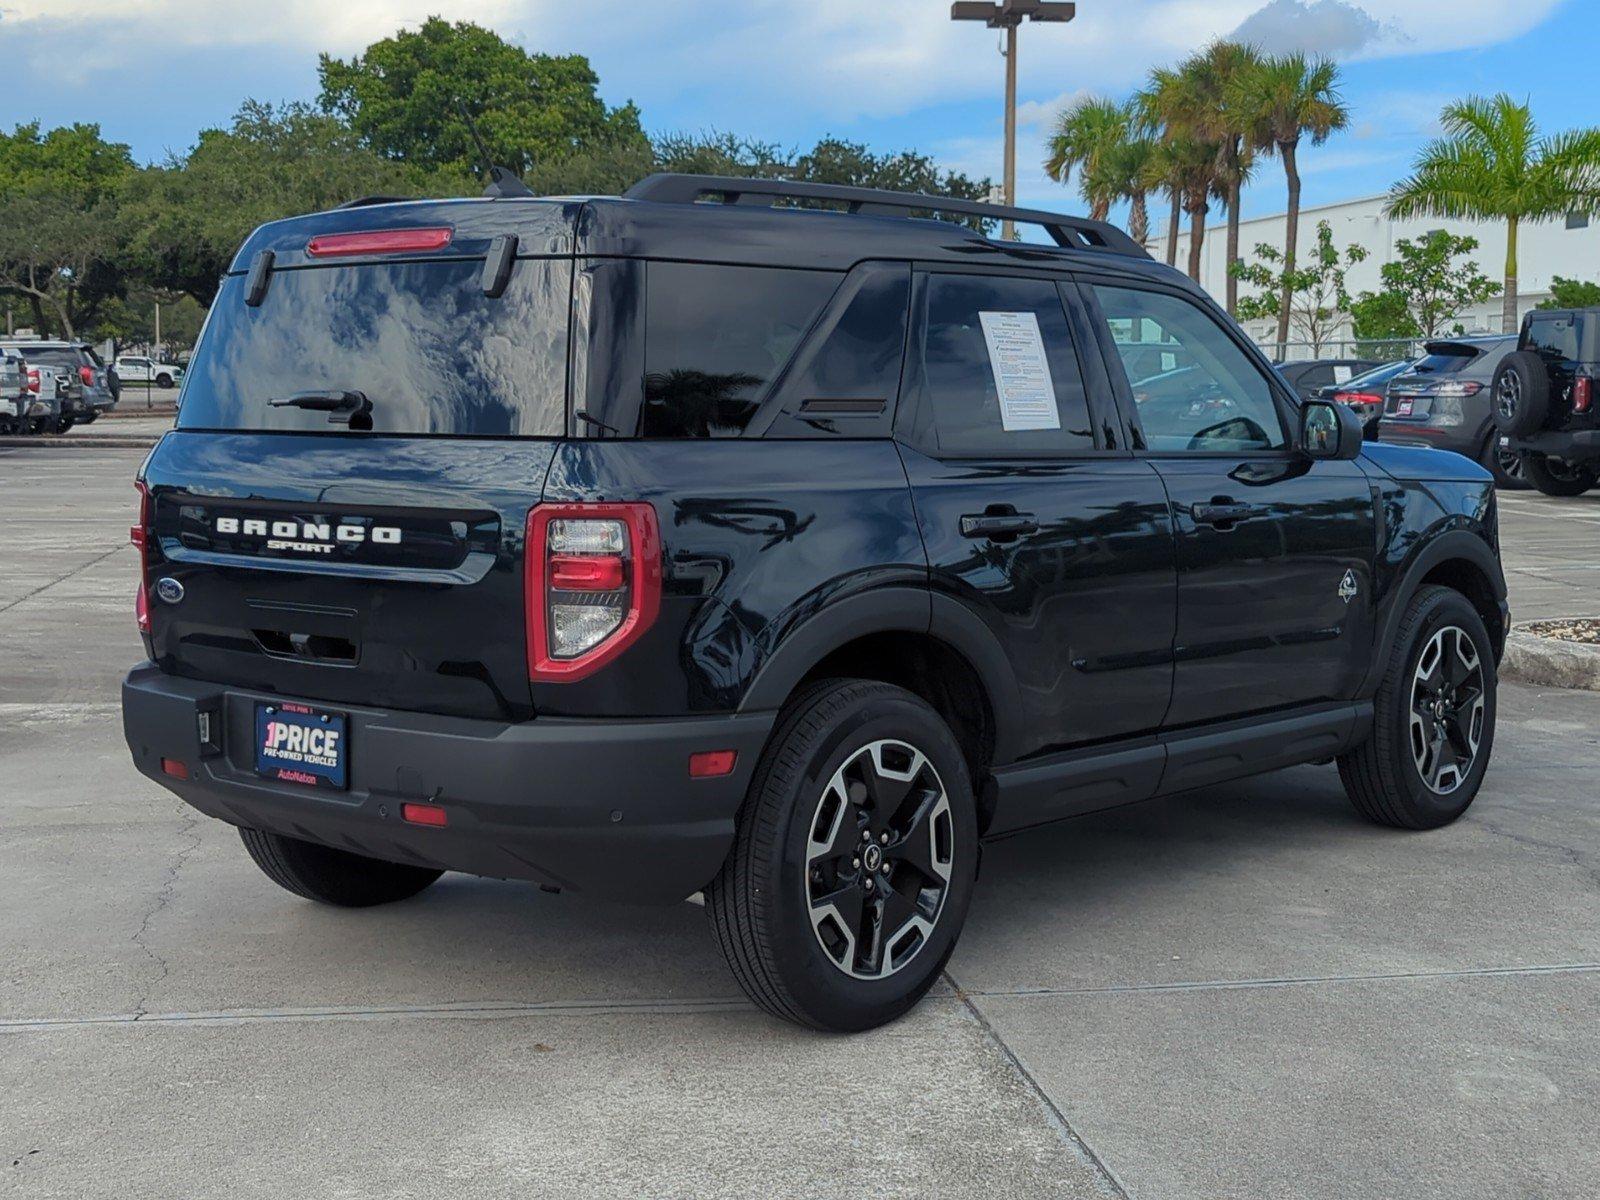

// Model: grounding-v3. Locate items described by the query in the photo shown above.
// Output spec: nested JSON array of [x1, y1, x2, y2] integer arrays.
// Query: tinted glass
[[641, 262, 839, 437], [767, 265, 910, 436], [16, 348, 78, 371], [1407, 343, 1499, 378], [1297, 364, 1334, 391], [176, 259, 570, 436], [1526, 316, 1580, 365], [919, 273, 1095, 455], [1092, 285, 1286, 452]]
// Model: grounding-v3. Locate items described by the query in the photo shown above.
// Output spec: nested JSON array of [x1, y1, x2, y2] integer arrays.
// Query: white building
[[1148, 194, 1600, 359]]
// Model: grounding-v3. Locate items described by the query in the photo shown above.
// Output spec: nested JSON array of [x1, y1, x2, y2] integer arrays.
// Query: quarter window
[[1091, 284, 1287, 452], [917, 273, 1095, 455], [641, 262, 839, 437]]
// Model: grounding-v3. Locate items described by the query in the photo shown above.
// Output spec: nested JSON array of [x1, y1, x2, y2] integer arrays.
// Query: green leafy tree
[[121, 101, 463, 306], [1538, 275, 1600, 309], [1349, 291, 1421, 358], [1387, 94, 1600, 333], [1233, 220, 1368, 357], [318, 18, 648, 176], [0, 122, 136, 336], [1359, 231, 1499, 339], [1238, 53, 1350, 350]]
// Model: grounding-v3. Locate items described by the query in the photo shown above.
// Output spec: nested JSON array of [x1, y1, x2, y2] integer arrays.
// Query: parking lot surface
[[3, 444, 1597, 1198]]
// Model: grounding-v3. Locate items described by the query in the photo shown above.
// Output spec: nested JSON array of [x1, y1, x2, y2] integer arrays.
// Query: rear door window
[[640, 262, 839, 437], [912, 273, 1096, 456], [175, 258, 572, 437], [1526, 316, 1580, 367]]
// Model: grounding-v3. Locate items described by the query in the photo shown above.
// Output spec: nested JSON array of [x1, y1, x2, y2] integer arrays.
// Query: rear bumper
[[122, 663, 775, 904], [1503, 429, 1600, 460]]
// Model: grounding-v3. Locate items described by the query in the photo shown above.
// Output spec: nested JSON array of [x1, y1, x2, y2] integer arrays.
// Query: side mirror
[[1300, 400, 1362, 462]]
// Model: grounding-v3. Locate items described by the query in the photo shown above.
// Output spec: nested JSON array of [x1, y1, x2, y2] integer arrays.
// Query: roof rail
[[621, 173, 1151, 259]]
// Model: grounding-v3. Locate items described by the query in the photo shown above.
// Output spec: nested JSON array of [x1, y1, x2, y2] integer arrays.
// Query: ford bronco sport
[[122, 175, 1508, 1031], [1493, 308, 1600, 495]]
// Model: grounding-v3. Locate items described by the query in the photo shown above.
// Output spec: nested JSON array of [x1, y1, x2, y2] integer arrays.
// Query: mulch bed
[[1522, 618, 1600, 645]]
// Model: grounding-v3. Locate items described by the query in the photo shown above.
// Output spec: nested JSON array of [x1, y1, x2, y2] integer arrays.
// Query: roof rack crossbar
[[621, 173, 1150, 259]]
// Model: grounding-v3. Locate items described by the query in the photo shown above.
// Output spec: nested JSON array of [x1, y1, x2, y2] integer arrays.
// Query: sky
[[2, 0, 1595, 223]]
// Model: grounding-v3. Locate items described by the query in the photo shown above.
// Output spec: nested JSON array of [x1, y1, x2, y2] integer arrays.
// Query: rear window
[[1408, 345, 1486, 376], [176, 259, 571, 437], [14, 347, 79, 371], [1526, 316, 1581, 364]]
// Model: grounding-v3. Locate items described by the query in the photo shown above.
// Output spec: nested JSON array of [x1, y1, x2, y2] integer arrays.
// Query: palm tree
[[1044, 97, 1130, 221], [1072, 124, 1161, 244], [1142, 64, 1224, 283], [1387, 94, 1600, 333], [1198, 41, 1265, 315], [1239, 53, 1349, 352]]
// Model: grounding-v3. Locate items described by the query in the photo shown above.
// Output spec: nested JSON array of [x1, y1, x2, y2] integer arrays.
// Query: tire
[[1491, 351, 1549, 436], [52, 416, 74, 434], [706, 679, 979, 1031], [239, 827, 443, 907], [78, 411, 98, 425], [1522, 453, 1597, 497], [156, 373, 174, 388], [1479, 435, 1528, 490], [1338, 586, 1496, 830]]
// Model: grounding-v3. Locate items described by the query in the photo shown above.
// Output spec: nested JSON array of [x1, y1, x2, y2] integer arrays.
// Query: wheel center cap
[[862, 844, 883, 873]]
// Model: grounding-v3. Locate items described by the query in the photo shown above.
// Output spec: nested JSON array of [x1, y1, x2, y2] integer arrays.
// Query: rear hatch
[[139, 199, 580, 720], [1385, 340, 1499, 420]]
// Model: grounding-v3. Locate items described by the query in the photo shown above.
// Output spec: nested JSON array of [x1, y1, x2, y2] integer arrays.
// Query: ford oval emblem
[[155, 577, 185, 605]]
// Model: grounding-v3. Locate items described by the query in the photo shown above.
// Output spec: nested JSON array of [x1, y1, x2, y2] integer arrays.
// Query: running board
[[985, 702, 1372, 837]]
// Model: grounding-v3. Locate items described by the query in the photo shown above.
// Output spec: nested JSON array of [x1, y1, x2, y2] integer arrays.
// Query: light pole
[[950, 1, 1076, 240]]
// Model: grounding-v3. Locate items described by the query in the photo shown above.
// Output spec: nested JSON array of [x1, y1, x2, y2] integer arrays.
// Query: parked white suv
[[113, 355, 184, 389]]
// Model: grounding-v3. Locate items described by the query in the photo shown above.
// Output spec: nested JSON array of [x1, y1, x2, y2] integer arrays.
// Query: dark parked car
[[1274, 358, 1381, 401], [1318, 359, 1413, 439], [1492, 308, 1600, 496], [1380, 335, 1523, 487], [122, 175, 1509, 1031]]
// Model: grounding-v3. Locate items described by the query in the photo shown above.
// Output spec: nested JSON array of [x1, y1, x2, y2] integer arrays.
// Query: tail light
[[26, 367, 39, 394], [79, 365, 95, 387], [133, 480, 152, 633], [307, 227, 453, 257], [525, 502, 661, 682], [1574, 376, 1593, 414], [1433, 381, 1482, 397], [1335, 391, 1384, 408]]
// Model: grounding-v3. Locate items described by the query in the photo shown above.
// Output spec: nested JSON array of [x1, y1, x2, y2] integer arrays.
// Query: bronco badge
[[1338, 570, 1359, 604]]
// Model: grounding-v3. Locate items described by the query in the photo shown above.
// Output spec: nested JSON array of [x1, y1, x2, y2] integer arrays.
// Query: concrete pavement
[[1, 443, 1596, 1198]]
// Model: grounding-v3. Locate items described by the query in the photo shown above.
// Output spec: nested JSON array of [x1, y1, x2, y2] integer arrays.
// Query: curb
[[1501, 628, 1600, 692], [0, 436, 158, 450]]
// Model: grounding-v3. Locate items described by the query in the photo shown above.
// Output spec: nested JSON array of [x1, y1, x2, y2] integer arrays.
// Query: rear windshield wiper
[[267, 390, 373, 428]]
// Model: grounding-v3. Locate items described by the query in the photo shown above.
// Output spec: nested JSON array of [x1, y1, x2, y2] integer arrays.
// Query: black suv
[[122, 176, 1509, 1031], [1492, 308, 1600, 496]]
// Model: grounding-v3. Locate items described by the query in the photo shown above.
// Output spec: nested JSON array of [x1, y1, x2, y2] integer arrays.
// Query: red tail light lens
[[133, 480, 152, 633], [26, 368, 39, 394], [525, 502, 661, 682], [79, 365, 95, 386], [1574, 377, 1593, 414], [306, 227, 453, 257]]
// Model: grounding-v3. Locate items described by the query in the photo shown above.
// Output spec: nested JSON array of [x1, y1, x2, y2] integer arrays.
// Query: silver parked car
[[0, 339, 116, 430]]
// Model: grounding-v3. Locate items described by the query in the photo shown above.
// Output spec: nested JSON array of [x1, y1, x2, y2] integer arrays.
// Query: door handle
[[960, 512, 1039, 541], [1191, 501, 1261, 528]]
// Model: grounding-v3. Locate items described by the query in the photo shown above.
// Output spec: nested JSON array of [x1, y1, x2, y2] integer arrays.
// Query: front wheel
[[706, 680, 979, 1031], [239, 827, 442, 907], [1338, 586, 1496, 830], [1479, 436, 1527, 490], [1523, 453, 1597, 497]]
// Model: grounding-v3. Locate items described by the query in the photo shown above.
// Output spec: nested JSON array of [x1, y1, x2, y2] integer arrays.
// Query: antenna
[[455, 101, 535, 199]]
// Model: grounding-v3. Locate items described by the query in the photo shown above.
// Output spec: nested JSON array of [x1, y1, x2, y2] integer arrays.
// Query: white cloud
[[0, 0, 1569, 122], [1230, 0, 1387, 57]]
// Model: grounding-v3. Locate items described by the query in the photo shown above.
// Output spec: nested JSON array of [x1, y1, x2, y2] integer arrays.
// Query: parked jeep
[[1492, 308, 1600, 495], [122, 176, 1508, 1031]]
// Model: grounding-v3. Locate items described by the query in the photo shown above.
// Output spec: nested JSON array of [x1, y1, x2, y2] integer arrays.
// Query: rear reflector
[[549, 554, 626, 592], [306, 227, 453, 257], [161, 758, 189, 780], [689, 750, 738, 778], [401, 802, 448, 827]]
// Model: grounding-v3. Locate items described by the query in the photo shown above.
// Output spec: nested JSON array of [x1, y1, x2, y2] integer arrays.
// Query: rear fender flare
[[738, 587, 1025, 766]]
